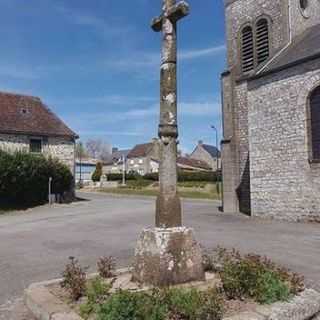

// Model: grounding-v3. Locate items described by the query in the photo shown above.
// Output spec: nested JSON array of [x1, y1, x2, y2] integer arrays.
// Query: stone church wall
[[224, 0, 289, 70], [289, 0, 320, 39], [234, 82, 251, 214], [0, 133, 75, 175], [248, 59, 320, 221]]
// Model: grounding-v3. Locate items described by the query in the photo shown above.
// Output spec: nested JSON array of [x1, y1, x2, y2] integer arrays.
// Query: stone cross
[[152, 0, 189, 228], [132, 1, 204, 286]]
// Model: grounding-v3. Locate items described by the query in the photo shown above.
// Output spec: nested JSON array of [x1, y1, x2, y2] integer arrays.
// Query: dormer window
[[240, 18, 270, 74]]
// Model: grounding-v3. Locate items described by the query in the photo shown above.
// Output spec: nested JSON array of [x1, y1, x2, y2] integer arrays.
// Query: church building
[[221, 0, 320, 221]]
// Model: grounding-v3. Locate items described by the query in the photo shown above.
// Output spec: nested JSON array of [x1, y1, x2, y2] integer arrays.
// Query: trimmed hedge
[[0, 150, 73, 206], [144, 171, 221, 183], [107, 171, 221, 183]]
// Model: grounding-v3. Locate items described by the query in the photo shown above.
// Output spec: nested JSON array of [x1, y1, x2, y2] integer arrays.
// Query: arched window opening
[[300, 0, 309, 11], [241, 26, 254, 73], [256, 19, 270, 65], [310, 86, 320, 160]]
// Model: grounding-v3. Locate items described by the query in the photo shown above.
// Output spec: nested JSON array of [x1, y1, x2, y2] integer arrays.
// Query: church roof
[[0, 91, 78, 139], [258, 25, 320, 76]]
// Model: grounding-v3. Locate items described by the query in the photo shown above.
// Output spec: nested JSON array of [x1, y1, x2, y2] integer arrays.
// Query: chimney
[[112, 147, 118, 154], [198, 140, 203, 145]]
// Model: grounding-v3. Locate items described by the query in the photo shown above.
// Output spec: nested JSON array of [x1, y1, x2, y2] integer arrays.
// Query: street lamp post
[[211, 125, 220, 196], [79, 142, 83, 187], [122, 155, 126, 186]]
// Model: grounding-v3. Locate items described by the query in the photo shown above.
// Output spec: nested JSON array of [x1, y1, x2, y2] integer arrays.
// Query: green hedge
[[0, 150, 73, 206], [108, 171, 221, 183], [144, 171, 221, 183]]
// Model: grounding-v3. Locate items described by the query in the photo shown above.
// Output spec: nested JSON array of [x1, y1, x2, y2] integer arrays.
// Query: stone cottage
[[190, 141, 221, 171], [0, 91, 78, 175], [127, 142, 159, 175], [221, 0, 320, 221]]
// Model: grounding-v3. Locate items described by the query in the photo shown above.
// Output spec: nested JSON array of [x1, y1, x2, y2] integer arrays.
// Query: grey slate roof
[[112, 149, 130, 161], [261, 25, 320, 74], [202, 144, 221, 158]]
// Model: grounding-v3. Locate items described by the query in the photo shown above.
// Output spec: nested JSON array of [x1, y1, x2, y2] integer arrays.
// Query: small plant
[[61, 257, 87, 301], [97, 256, 116, 279], [80, 277, 111, 319], [217, 249, 304, 304], [97, 287, 224, 320]]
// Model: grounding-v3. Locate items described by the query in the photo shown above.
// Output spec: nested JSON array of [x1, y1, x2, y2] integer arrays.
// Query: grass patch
[[99, 187, 220, 200]]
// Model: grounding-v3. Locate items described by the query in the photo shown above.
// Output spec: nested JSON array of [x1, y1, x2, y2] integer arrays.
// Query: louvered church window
[[241, 26, 254, 73], [310, 86, 320, 160], [256, 19, 270, 65]]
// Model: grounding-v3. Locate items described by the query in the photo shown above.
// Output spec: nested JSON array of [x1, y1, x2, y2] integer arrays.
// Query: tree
[[75, 142, 88, 159], [86, 139, 111, 161]]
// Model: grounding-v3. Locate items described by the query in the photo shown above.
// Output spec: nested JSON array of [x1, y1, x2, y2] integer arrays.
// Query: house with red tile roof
[[0, 91, 78, 175]]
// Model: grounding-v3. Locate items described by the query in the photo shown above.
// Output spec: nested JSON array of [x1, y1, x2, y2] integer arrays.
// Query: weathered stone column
[[132, 0, 204, 286]]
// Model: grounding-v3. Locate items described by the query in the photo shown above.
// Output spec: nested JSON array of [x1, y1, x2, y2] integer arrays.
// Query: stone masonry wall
[[0, 133, 75, 175], [248, 59, 320, 221], [289, 0, 320, 38], [221, 72, 240, 213], [234, 82, 251, 214], [224, 0, 289, 70]]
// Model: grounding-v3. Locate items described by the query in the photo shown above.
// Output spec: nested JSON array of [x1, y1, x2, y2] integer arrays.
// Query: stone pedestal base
[[132, 227, 205, 286]]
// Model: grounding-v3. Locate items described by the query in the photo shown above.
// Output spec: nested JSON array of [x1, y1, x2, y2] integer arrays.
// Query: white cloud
[[105, 44, 225, 72], [179, 45, 226, 60], [53, 3, 132, 38]]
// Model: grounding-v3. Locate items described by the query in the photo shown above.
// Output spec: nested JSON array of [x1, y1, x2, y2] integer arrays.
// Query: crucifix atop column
[[133, 0, 204, 286], [152, 0, 189, 229]]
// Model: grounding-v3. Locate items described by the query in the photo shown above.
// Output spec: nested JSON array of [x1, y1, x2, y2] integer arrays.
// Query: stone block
[[132, 227, 205, 286]]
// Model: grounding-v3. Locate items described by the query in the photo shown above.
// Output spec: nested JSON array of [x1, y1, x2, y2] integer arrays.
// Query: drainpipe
[[257, 0, 292, 74]]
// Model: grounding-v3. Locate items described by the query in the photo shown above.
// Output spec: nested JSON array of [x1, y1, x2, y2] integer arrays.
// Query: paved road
[[0, 192, 319, 317]]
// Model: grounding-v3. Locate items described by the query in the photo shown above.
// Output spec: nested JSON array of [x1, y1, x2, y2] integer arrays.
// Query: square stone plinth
[[132, 227, 205, 286]]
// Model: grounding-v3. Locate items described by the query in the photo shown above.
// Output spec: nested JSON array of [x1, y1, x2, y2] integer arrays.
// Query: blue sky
[[0, 0, 226, 153]]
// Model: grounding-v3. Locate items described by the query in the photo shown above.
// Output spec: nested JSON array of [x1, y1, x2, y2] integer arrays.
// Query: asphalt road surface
[[0, 192, 319, 318]]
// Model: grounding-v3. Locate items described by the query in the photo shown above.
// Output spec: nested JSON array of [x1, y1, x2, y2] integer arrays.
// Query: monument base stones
[[132, 227, 204, 286]]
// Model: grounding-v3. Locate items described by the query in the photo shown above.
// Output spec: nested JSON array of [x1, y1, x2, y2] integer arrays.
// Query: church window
[[241, 26, 254, 73], [256, 19, 270, 65], [309, 86, 320, 160], [300, 0, 309, 11]]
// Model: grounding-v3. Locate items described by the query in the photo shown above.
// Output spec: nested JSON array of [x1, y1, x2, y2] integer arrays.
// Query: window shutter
[[310, 86, 320, 160], [241, 26, 254, 73], [256, 19, 270, 65]]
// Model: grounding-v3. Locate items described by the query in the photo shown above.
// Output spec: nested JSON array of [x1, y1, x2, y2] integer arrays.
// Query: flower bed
[[34, 248, 312, 320]]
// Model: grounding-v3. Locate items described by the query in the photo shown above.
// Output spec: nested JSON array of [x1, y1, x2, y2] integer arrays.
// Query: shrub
[[92, 162, 103, 182], [97, 256, 116, 279], [125, 179, 153, 189], [97, 288, 224, 320], [61, 257, 87, 301], [0, 150, 73, 206], [98, 290, 151, 320], [217, 249, 303, 304], [80, 277, 111, 319], [107, 173, 137, 181]]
